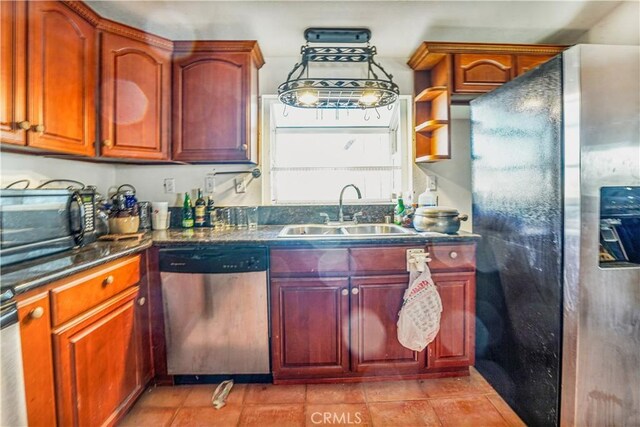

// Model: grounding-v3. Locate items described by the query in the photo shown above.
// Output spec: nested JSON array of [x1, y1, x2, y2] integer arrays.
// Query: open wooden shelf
[[415, 119, 448, 134], [415, 86, 447, 102], [409, 42, 568, 164]]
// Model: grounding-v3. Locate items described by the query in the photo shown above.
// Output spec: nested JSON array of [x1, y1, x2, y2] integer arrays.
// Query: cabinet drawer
[[454, 53, 513, 93], [350, 246, 423, 273], [51, 255, 140, 326], [426, 244, 475, 271], [270, 249, 348, 275]]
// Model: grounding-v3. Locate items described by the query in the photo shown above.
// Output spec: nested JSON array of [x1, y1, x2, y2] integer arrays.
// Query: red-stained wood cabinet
[[271, 277, 351, 378], [1, 0, 27, 146], [26, 1, 97, 156], [269, 243, 477, 383], [351, 274, 425, 374], [16, 254, 152, 427], [98, 25, 172, 160], [427, 272, 476, 369], [172, 41, 264, 163], [1, 1, 97, 155]]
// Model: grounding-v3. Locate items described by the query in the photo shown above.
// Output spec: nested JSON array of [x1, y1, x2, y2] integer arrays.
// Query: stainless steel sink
[[343, 224, 412, 235], [278, 225, 345, 237], [278, 223, 414, 238]]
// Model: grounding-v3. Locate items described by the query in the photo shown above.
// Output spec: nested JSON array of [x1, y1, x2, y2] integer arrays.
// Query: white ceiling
[[87, 1, 626, 59]]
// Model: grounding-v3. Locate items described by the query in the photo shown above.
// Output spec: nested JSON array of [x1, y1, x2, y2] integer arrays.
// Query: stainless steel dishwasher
[[159, 247, 270, 377]]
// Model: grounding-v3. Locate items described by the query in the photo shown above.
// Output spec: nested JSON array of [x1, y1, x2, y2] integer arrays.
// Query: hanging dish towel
[[397, 262, 442, 351]]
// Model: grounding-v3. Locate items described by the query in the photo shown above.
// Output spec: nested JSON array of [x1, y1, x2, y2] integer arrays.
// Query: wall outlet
[[205, 174, 216, 193], [234, 178, 246, 193], [427, 175, 437, 191], [164, 178, 175, 194]]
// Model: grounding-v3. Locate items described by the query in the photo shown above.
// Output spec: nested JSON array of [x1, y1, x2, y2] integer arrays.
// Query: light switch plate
[[164, 178, 175, 193], [205, 174, 216, 193], [427, 175, 437, 191], [234, 178, 246, 193]]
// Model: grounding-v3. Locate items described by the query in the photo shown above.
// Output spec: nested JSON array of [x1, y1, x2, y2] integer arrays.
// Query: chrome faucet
[[338, 184, 362, 223]]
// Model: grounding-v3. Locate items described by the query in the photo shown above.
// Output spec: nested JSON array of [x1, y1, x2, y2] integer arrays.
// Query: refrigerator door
[[471, 56, 564, 426], [561, 45, 640, 427]]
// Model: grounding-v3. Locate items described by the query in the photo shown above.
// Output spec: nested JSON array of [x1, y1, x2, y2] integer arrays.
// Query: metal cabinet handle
[[241, 144, 248, 151], [351, 288, 359, 295], [449, 251, 458, 259], [138, 297, 146, 306], [103, 275, 114, 286], [31, 124, 45, 133], [341, 288, 348, 296], [30, 306, 44, 319], [102, 139, 113, 148], [17, 120, 31, 130]]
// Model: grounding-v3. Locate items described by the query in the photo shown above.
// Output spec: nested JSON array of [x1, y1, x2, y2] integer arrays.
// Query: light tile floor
[[119, 368, 525, 427]]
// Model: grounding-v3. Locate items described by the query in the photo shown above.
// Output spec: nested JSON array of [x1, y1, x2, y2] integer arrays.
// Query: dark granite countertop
[[1, 237, 152, 296], [1, 225, 479, 296], [151, 225, 480, 247]]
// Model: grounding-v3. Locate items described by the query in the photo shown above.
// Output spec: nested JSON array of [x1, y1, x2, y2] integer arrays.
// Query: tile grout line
[[484, 394, 518, 427]]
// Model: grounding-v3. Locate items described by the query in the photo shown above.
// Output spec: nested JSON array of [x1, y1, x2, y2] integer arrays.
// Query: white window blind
[[268, 104, 403, 204]]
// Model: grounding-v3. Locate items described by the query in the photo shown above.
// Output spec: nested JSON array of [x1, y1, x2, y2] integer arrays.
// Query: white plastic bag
[[397, 267, 442, 351]]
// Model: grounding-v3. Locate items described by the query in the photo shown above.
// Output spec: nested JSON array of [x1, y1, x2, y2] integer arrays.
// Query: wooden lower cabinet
[[351, 275, 424, 374], [271, 277, 350, 379], [53, 286, 141, 427], [17, 293, 57, 427], [427, 272, 476, 369], [270, 243, 477, 382]]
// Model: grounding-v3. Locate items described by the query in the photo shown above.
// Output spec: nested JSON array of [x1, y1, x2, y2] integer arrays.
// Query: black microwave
[[0, 188, 97, 266]]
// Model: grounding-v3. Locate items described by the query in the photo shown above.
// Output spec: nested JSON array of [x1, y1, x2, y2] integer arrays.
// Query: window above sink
[[261, 96, 413, 205]]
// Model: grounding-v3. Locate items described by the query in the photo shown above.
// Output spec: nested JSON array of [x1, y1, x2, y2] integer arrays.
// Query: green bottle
[[394, 197, 405, 225], [182, 192, 194, 228], [194, 188, 206, 227]]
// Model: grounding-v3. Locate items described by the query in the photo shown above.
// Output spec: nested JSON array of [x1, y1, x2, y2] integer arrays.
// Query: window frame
[[260, 95, 414, 206]]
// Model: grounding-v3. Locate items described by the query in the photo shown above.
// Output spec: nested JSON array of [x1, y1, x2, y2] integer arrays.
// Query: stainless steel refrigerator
[[470, 45, 639, 426]]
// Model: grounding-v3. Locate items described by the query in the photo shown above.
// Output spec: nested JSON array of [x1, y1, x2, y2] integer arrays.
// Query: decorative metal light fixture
[[278, 28, 399, 109]]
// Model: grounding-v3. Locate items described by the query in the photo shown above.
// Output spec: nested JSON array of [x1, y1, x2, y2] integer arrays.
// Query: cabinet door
[[173, 52, 252, 162], [271, 277, 350, 379], [454, 53, 513, 93], [99, 32, 170, 160], [516, 54, 556, 76], [1, 0, 27, 145], [53, 288, 140, 427], [351, 275, 424, 374], [427, 272, 475, 369], [27, 1, 96, 156], [17, 293, 56, 427]]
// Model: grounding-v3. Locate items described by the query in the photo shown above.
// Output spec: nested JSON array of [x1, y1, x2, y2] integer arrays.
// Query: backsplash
[[168, 204, 394, 228]]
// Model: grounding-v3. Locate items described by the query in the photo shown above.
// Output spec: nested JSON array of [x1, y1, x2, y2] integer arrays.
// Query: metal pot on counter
[[413, 207, 468, 234]]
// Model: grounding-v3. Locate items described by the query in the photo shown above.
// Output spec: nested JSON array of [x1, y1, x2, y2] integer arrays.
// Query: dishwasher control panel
[[159, 247, 268, 273]]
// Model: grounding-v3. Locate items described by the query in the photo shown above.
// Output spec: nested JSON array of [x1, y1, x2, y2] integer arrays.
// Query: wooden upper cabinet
[[408, 42, 567, 163], [1, 0, 27, 146], [516, 54, 557, 76], [98, 26, 172, 160], [172, 41, 264, 163], [27, 1, 97, 156], [454, 53, 513, 93]]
